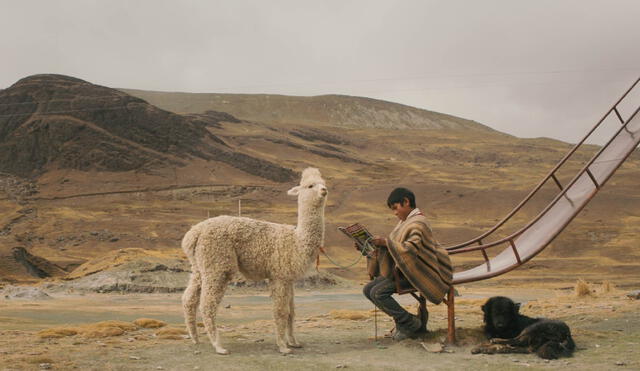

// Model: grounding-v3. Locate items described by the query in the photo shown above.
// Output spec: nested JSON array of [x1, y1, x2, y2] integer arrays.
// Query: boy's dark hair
[[387, 187, 416, 208]]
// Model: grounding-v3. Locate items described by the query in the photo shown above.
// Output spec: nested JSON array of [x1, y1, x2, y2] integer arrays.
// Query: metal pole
[[374, 306, 378, 341]]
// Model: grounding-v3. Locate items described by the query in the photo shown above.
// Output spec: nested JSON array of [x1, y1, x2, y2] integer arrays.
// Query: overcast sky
[[2, 0, 639, 144]]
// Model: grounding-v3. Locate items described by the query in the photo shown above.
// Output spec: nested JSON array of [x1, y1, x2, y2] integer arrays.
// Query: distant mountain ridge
[[1, 75, 639, 286], [121, 89, 502, 133], [0, 73, 503, 182], [0, 74, 295, 181]]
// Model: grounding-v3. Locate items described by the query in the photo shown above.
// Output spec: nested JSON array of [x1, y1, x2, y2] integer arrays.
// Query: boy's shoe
[[384, 326, 397, 338], [392, 316, 422, 341], [391, 328, 413, 341]]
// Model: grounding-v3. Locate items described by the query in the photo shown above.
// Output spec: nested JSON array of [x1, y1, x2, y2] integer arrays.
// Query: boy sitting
[[362, 187, 453, 340]]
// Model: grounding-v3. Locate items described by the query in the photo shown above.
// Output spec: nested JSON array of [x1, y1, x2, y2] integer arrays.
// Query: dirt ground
[[1, 280, 638, 371]]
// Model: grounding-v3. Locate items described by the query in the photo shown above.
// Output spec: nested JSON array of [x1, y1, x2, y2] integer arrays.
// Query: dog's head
[[482, 296, 520, 332]]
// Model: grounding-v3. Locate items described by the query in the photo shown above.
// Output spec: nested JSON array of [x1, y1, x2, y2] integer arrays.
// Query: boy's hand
[[371, 237, 387, 247]]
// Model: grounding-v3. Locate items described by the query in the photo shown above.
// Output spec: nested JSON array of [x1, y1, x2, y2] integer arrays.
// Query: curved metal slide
[[446, 77, 640, 285]]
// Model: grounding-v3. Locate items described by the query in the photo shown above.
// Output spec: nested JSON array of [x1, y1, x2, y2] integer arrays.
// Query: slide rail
[[445, 77, 639, 252], [446, 77, 640, 284]]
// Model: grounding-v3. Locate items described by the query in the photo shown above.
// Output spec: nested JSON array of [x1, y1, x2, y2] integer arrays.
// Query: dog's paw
[[489, 337, 509, 344]]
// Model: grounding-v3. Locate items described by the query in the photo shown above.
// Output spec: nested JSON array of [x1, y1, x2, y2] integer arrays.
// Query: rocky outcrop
[[0, 74, 295, 182], [41, 248, 343, 293], [0, 173, 38, 204], [0, 247, 67, 283]]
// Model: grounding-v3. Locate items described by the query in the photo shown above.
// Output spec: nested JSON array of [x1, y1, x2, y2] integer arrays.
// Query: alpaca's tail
[[181, 224, 201, 261]]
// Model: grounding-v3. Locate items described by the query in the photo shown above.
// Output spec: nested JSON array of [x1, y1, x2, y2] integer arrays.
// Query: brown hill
[[0, 74, 294, 182], [0, 75, 638, 287], [121, 89, 502, 133]]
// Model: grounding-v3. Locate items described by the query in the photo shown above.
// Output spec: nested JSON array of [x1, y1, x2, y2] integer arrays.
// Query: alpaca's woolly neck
[[295, 201, 325, 265]]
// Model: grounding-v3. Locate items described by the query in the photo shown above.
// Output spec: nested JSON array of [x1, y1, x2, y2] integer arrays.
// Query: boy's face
[[390, 198, 413, 221]]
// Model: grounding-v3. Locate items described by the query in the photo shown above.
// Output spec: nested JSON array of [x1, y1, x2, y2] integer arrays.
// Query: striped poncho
[[367, 210, 453, 304]]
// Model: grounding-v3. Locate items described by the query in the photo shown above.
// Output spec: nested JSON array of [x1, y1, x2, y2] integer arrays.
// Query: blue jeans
[[363, 276, 420, 331]]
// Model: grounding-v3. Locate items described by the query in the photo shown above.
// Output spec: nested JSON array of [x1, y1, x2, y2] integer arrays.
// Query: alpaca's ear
[[287, 186, 301, 196], [514, 302, 521, 313]]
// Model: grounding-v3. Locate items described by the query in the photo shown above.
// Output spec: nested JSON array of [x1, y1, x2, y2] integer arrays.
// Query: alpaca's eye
[[308, 185, 313, 188]]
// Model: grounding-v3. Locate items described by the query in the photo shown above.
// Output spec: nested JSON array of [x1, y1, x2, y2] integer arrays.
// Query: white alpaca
[[181, 167, 327, 354]]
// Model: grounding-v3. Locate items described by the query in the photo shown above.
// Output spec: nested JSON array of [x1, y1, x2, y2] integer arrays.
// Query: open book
[[338, 223, 376, 257]]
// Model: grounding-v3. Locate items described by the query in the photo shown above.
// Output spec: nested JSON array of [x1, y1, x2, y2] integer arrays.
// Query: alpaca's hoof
[[279, 347, 293, 354], [287, 342, 303, 348], [215, 347, 229, 355]]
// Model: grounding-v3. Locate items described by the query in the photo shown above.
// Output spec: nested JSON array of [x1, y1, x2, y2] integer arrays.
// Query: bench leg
[[446, 286, 456, 344]]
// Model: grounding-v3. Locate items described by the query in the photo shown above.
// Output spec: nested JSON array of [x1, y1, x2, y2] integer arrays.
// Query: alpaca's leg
[[285, 283, 302, 348], [200, 273, 232, 355], [270, 280, 293, 354], [182, 271, 201, 344]]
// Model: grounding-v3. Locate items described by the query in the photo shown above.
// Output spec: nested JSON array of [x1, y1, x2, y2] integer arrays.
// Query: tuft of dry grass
[[80, 327, 125, 338], [92, 320, 138, 331], [76, 321, 135, 338], [134, 318, 167, 329], [156, 327, 187, 336], [329, 309, 371, 320], [37, 320, 139, 339], [156, 327, 187, 340], [575, 279, 592, 297], [37, 327, 79, 339], [600, 280, 615, 293]]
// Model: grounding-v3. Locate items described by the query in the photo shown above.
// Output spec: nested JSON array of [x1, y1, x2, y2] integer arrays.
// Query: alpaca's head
[[287, 167, 327, 207]]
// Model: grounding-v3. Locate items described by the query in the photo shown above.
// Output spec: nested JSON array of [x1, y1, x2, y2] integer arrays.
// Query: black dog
[[481, 296, 538, 339], [472, 296, 575, 359]]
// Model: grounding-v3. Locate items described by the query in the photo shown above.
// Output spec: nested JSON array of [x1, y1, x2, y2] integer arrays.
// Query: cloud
[[1, 0, 638, 143]]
